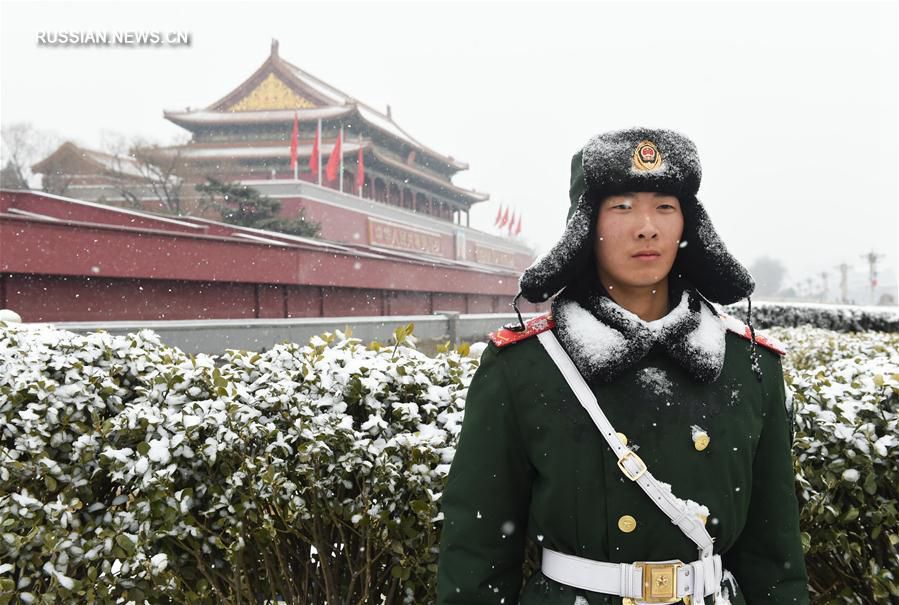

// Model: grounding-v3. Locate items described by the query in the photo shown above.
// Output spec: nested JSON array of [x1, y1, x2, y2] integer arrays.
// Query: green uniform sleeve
[[436, 342, 535, 605], [723, 354, 810, 604]]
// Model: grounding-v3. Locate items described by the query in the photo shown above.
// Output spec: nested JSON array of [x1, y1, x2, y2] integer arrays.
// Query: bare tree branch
[[101, 132, 188, 215], [1, 122, 61, 189]]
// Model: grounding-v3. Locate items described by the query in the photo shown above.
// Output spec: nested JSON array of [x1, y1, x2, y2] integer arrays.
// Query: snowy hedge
[[771, 326, 899, 604], [1, 321, 897, 604], [0, 322, 478, 604], [722, 301, 899, 332]]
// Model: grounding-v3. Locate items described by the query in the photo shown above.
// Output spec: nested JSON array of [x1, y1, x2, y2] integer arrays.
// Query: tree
[[196, 177, 320, 238], [101, 132, 187, 214], [749, 256, 788, 297], [1, 122, 60, 190], [0, 160, 27, 189]]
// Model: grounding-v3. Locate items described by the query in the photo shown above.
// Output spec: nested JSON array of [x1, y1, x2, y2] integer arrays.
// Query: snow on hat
[[517, 127, 755, 306]]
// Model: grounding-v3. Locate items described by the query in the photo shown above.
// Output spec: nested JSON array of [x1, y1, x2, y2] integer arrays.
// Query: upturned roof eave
[[162, 45, 470, 173]]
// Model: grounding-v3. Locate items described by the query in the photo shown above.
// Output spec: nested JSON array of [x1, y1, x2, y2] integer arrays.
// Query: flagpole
[[317, 119, 322, 186], [339, 124, 344, 193], [358, 133, 363, 198]]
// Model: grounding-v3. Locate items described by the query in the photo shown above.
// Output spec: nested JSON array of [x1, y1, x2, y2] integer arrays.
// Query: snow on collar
[[550, 287, 726, 384]]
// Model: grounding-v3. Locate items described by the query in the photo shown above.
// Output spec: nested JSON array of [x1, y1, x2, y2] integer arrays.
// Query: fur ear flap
[[677, 195, 755, 305], [566, 148, 586, 222], [519, 192, 597, 303]]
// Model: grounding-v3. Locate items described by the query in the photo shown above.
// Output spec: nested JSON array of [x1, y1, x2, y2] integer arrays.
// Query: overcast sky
[[2, 0, 897, 302]]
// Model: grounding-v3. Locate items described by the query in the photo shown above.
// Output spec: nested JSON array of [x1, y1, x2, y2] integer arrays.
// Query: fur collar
[[550, 277, 726, 384]]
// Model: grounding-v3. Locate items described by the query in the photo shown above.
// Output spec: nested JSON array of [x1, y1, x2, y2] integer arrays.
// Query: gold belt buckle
[[634, 560, 682, 604], [617, 450, 647, 481]]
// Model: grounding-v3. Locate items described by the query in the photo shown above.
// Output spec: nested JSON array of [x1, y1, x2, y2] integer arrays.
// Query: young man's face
[[594, 191, 684, 291]]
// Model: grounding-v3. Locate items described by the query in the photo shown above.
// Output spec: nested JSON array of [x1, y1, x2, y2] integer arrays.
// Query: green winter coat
[[436, 316, 809, 605]]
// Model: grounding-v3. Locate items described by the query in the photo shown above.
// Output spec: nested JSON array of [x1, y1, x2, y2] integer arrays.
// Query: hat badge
[[632, 140, 662, 171]]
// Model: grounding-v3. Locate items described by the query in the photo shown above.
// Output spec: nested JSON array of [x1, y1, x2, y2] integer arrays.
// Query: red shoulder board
[[719, 312, 787, 356], [488, 312, 556, 348]]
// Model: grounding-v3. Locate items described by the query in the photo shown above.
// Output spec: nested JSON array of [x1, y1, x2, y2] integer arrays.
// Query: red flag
[[515, 213, 522, 236], [494, 204, 503, 227], [507, 210, 516, 236], [498, 206, 510, 228], [289, 112, 299, 174], [325, 130, 343, 183], [309, 126, 320, 177], [355, 144, 365, 190]]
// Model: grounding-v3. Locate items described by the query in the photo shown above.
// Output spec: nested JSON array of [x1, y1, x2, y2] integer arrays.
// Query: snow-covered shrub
[[724, 301, 899, 332], [773, 326, 899, 604], [0, 321, 477, 604]]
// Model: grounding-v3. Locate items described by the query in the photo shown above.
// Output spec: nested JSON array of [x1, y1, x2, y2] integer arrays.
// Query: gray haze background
[[2, 0, 897, 303]]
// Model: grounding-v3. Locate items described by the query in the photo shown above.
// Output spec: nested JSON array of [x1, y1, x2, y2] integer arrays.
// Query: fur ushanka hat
[[518, 127, 755, 307]]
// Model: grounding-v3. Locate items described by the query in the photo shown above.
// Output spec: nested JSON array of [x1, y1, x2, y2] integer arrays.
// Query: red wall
[[0, 274, 532, 322], [0, 190, 548, 322]]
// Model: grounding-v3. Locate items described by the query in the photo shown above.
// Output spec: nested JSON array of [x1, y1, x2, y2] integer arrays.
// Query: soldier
[[436, 128, 809, 605]]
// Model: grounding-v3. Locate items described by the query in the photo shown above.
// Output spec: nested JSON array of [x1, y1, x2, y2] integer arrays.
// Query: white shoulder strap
[[536, 329, 715, 558]]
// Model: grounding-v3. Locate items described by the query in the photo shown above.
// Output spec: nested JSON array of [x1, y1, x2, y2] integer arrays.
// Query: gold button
[[683, 597, 692, 604], [697, 514, 708, 525], [622, 599, 636, 605], [618, 515, 637, 533], [694, 435, 710, 451], [616, 432, 628, 446]]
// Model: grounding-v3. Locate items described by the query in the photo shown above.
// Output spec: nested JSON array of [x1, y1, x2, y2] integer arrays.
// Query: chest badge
[[632, 140, 662, 171]]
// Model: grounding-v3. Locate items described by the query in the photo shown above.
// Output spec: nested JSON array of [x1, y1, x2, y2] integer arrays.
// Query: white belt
[[542, 547, 723, 604]]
